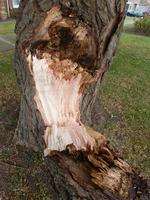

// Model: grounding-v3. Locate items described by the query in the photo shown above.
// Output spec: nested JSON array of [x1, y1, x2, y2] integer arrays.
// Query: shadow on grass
[[0, 50, 20, 147]]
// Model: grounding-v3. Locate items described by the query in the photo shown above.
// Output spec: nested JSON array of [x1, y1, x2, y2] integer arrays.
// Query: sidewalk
[[0, 35, 15, 51], [0, 20, 16, 53]]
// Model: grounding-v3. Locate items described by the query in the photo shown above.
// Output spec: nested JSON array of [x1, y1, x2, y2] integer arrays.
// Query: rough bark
[[12, 0, 149, 199]]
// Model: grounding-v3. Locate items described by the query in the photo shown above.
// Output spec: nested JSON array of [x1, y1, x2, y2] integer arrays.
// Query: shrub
[[134, 16, 150, 36]]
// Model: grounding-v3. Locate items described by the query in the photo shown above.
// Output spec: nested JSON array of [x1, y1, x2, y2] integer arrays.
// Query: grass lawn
[[100, 33, 150, 175], [0, 21, 150, 176], [0, 20, 16, 35], [0, 50, 20, 146]]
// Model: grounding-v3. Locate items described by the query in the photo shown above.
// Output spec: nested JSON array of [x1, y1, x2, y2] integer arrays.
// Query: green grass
[[0, 51, 20, 146], [0, 21, 150, 176], [100, 33, 150, 175], [0, 20, 15, 35]]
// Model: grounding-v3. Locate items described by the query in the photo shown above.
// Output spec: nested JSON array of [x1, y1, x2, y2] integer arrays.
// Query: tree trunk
[[14, 0, 125, 152], [12, 0, 148, 199]]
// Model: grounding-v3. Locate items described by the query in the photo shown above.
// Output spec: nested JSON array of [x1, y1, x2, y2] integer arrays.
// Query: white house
[[127, 0, 150, 10], [12, 0, 20, 9], [126, 0, 150, 14], [126, 0, 141, 12]]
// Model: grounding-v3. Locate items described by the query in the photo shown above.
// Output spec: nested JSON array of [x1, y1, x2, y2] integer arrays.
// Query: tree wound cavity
[[27, 5, 99, 155]]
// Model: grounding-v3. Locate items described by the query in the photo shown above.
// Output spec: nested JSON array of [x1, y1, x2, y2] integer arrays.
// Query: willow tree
[[13, 0, 146, 199]]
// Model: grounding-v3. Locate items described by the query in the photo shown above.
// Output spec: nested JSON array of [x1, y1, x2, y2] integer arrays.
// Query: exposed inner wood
[[30, 55, 95, 154], [25, 6, 101, 154]]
